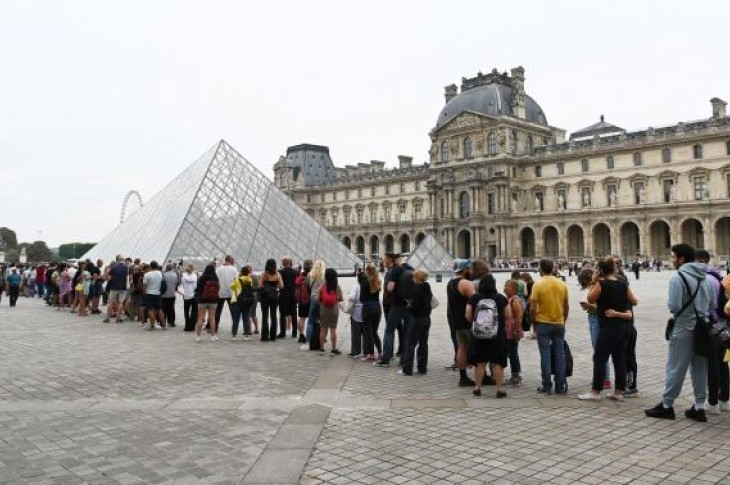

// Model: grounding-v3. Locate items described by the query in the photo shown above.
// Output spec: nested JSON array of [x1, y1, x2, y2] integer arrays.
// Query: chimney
[[510, 66, 526, 119], [711, 97, 727, 119], [398, 155, 413, 169], [444, 84, 458, 104]]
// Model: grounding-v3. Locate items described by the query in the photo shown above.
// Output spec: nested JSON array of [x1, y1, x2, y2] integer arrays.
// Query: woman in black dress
[[465, 274, 512, 398]]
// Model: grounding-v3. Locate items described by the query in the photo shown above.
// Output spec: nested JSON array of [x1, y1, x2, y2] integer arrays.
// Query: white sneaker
[[719, 401, 730, 412], [155, 324, 163, 330], [577, 392, 602, 401], [195, 336, 201, 343], [243, 335, 252, 341], [211, 335, 219, 341], [230, 335, 239, 341], [142, 323, 151, 330], [706, 404, 721, 415], [300, 344, 309, 350]]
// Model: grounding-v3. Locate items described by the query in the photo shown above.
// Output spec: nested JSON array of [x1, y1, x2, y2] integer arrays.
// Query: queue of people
[[9, 244, 730, 421]]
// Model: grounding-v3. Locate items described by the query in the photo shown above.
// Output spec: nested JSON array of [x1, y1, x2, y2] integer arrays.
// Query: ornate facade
[[274, 67, 730, 262]]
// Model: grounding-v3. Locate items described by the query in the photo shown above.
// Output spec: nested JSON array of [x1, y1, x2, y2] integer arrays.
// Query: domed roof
[[436, 83, 548, 129]]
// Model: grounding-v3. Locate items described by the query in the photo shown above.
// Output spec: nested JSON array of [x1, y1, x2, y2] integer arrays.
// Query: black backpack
[[396, 267, 415, 303], [236, 279, 255, 307], [160, 278, 168, 295]]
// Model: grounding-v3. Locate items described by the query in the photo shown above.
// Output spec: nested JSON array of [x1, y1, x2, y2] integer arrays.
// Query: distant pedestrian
[[195, 263, 220, 342], [181, 264, 198, 332], [399, 269, 433, 376], [318, 268, 343, 354], [6, 268, 21, 307]]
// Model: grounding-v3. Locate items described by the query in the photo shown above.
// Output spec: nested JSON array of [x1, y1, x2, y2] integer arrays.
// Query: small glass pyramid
[[406, 234, 454, 274], [82, 140, 362, 270]]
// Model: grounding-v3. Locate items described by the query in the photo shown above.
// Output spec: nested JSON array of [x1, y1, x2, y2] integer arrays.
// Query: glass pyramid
[[406, 234, 454, 274], [82, 140, 362, 271]]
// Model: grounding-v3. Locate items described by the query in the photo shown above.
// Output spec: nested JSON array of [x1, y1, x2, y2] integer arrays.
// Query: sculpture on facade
[[583, 191, 591, 208], [557, 193, 565, 211], [534, 195, 541, 212], [638, 186, 646, 204], [609, 189, 617, 207], [669, 185, 677, 203], [512, 197, 518, 213]]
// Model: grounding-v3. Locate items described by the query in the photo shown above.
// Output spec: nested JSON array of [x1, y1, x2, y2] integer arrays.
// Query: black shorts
[[144, 294, 161, 310], [279, 296, 297, 318]]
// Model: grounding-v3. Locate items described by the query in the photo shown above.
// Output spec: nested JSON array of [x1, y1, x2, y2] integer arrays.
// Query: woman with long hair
[[318, 268, 343, 354], [195, 263, 220, 342], [578, 257, 638, 401], [305, 260, 326, 351], [296, 259, 313, 344], [259, 258, 283, 341], [578, 268, 611, 389], [360, 264, 383, 361], [466, 274, 511, 398]]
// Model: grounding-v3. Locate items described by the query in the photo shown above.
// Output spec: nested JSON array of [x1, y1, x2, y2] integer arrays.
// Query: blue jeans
[[662, 323, 707, 408], [588, 314, 611, 381], [382, 304, 411, 364], [536, 323, 566, 391], [306, 298, 320, 343]]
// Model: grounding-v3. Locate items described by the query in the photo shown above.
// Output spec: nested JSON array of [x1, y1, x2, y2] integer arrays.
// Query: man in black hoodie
[[399, 269, 433, 376]]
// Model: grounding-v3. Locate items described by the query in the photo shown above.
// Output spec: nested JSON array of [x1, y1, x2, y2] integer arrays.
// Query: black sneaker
[[645, 403, 676, 420], [472, 388, 481, 397], [459, 376, 476, 387], [291, 334, 297, 339], [496, 391, 508, 399], [684, 406, 707, 423], [373, 360, 390, 367], [537, 387, 552, 395], [331, 349, 342, 355], [297, 335, 306, 344], [418, 369, 427, 375]]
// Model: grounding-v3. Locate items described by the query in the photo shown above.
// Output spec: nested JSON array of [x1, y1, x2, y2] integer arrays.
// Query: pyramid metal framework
[[82, 140, 362, 270], [406, 234, 454, 274]]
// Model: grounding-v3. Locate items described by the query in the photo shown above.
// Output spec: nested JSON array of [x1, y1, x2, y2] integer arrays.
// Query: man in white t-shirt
[[215, 255, 239, 332], [142, 261, 164, 330]]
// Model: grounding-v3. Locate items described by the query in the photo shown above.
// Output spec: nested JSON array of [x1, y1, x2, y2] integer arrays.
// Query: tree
[[58, 242, 96, 260], [0, 227, 18, 250], [21, 241, 54, 263]]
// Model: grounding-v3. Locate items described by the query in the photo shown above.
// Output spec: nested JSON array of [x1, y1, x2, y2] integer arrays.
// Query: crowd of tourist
[[3, 243, 730, 420]]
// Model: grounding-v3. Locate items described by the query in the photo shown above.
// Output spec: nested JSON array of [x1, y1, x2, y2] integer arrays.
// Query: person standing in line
[[578, 258, 638, 401], [6, 268, 21, 307], [399, 269, 433, 376], [645, 244, 712, 422], [346, 275, 364, 357], [578, 268, 612, 390], [305, 260, 326, 351], [278, 257, 299, 339], [259, 258, 283, 341], [530, 258, 569, 395], [318, 268, 343, 354], [696, 250, 730, 414], [103, 257, 128, 323], [161, 263, 179, 327], [181, 264, 198, 332], [229, 266, 255, 341], [359, 264, 383, 362], [504, 279, 524, 386], [214, 255, 239, 334], [466, 274, 511, 398], [35, 263, 46, 300], [195, 263, 220, 342], [375, 255, 414, 367], [88, 260, 104, 315], [447, 260, 476, 385], [295, 259, 313, 344], [142, 261, 165, 330]]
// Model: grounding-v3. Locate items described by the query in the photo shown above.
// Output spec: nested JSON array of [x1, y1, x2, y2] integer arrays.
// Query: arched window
[[463, 137, 473, 159], [487, 132, 497, 155], [525, 135, 534, 154], [441, 141, 449, 163], [459, 191, 470, 219], [510, 130, 518, 154], [693, 144, 703, 159]]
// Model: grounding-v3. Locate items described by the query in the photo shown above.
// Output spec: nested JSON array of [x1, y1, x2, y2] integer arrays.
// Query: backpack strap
[[677, 272, 702, 318]]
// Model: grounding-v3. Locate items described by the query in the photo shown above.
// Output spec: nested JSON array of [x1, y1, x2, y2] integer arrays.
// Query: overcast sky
[[2, 0, 729, 247]]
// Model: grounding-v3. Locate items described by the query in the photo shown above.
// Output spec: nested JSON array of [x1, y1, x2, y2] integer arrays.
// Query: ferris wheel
[[120, 190, 143, 223]]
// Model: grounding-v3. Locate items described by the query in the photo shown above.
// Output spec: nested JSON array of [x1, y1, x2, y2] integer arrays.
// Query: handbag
[[430, 295, 440, 309], [678, 272, 713, 357], [341, 299, 355, 314]]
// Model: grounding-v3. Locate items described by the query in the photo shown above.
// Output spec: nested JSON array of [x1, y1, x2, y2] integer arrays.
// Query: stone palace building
[[274, 66, 730, 262]]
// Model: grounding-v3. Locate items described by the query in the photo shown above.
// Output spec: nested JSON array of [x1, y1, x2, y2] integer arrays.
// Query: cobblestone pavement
[[2, 272, 729, 484]]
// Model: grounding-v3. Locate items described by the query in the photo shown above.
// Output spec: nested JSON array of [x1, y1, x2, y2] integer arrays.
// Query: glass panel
[[406, 234, 454, 273]]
